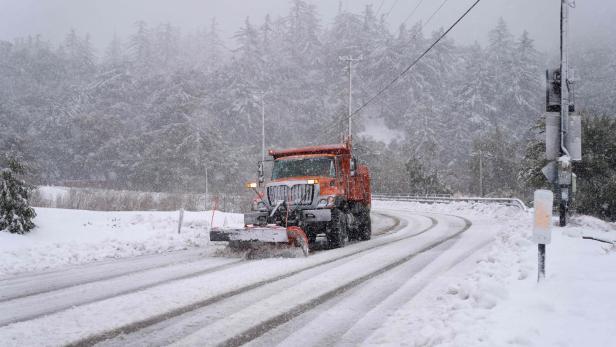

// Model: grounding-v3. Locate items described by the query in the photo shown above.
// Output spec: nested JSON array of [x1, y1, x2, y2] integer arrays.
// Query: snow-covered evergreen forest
[[0, 1, 614, 196]]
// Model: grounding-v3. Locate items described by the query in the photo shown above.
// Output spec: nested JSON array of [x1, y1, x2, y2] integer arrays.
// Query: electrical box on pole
[[545, 112, 561, 161], [566, 114, 582, 161], [546, 68, 575, 113], [545, 69, 581, 162]]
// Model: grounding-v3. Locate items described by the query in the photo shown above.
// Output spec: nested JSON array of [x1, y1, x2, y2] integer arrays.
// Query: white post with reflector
[[533, 190, 553, 282]]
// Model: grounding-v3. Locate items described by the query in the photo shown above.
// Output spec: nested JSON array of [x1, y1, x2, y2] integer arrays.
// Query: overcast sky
[[0, 0, 613, 54]]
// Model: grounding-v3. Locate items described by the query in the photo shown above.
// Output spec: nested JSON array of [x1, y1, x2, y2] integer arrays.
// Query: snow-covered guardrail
[[372, 194, 528, 211]]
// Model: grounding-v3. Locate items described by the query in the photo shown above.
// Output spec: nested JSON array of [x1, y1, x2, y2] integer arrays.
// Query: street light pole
[[471, 149, 489, 197], [479, 150, 484, 197]]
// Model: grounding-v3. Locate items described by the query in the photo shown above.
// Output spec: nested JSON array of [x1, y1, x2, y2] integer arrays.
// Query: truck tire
[[327, 210, 348, 249], [358, 215, 372, 241], [308, 233, 317, 244]]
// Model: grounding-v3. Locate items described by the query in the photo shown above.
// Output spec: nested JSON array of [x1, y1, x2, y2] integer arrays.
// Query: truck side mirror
[[350, 158, 357, 177], [258, 161, 264, 184]]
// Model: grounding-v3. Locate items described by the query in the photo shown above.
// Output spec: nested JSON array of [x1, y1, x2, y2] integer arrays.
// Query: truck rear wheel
[[358, 215, 372, 241], [327, 210, 348, 249]]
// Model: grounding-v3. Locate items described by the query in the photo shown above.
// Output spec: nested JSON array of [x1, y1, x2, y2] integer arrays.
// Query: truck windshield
[[272, 157, 335, 179]]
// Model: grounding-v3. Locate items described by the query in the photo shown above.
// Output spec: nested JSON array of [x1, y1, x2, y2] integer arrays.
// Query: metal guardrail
[[372, 194, 528, 211]]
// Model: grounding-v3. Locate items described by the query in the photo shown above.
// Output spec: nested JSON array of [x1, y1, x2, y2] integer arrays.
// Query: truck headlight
[[317, 196, 336, 208]]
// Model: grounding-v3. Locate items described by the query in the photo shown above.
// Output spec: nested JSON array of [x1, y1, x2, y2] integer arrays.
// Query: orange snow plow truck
[[210, 140, 372, 256]]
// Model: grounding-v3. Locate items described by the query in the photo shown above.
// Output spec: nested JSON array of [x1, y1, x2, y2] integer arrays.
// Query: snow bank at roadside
[[0, 208, 243, 277], [366, 201, 616, 347], [373, 199, 523, 221]]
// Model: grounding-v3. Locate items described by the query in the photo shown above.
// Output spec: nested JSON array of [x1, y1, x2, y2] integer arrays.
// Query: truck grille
[[267, 184, 314, 206]]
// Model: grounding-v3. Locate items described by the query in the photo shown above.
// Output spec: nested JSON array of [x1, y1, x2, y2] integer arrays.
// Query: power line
[[374, 0, 386, 16], [398, 0, 452, 57], [422, 0, 451, 33], [356, 72, 411, 119], [345, 0, 481, 122], [402, 0, 426, 25], [382, 0, 400, 20], [316, 0, 480, 144], [317, 0, 479, 143]]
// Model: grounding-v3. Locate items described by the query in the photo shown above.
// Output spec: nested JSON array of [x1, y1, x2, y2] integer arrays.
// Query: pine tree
[[104, 33, 125, 67], [518, 117, 550, 197], [513, 31, 541, 119], [469, 128, 520, 196], [485, 18, 515, 128], [153, 23, 180, 69], [129, 21, 152, 71], [61, 29, 96, 76], [0, 5, 614, 197], [520, 114, 616, 220], [405, 155, 450, 195], [572, 36, 616, 115], [570, 115, 616, 221], [0, 154, 36, 234], [285, 0, 321, 66], [206, 18, 225, 71]]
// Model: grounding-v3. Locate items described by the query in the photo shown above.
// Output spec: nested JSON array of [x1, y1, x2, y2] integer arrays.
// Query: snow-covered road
[[0, 207, 491, 346]]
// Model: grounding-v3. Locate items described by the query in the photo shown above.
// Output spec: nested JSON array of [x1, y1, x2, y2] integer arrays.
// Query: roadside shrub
[[0, 154, 36, 234]]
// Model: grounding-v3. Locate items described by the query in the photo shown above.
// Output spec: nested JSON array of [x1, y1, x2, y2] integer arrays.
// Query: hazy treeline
[[0, 1, 613, 197], [31, 187, 246, 212]]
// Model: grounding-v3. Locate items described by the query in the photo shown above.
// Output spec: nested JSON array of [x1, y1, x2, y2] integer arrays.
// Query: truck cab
[[245, 141, 371, 248]]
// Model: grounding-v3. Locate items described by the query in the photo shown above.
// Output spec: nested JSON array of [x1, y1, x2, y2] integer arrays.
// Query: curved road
[[0, 208, 483, 347]]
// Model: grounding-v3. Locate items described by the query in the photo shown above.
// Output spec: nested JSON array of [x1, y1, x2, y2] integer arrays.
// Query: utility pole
[[253, 90, 267, 188], [339, 55, 362, 140], [260, 92, 265, 163], [254, 91, 266, 163], [205, 167, 208, 210], [558, 0, 571, 226], [544, 0, 581, 227]]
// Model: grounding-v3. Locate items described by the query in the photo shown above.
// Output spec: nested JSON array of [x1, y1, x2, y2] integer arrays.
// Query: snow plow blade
[[210, 225, 309, 257]]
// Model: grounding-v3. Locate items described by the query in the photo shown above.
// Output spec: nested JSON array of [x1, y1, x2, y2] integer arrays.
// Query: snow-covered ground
[[0, 208, 243, 277], [0, 201, 614, 346], [366, 201, 616, 347]]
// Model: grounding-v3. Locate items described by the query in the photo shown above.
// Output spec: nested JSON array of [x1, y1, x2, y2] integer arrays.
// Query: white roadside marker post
[[533, 190, 554, 282], [177, 208, 184, 234]]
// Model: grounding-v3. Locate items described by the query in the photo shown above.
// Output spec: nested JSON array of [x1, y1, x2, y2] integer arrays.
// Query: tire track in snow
[[66, 211, 424, 347], [0, 248, 217, 302], [370, 212, 401, 236], [0, 258, 243, 327], [248, 214, 490, 347], [187, 213, 471, 347], [0, 213, 399, 329], [1, 213, 396, 305], [97, 213, 451, 347], [94, 212, 406, 347]]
